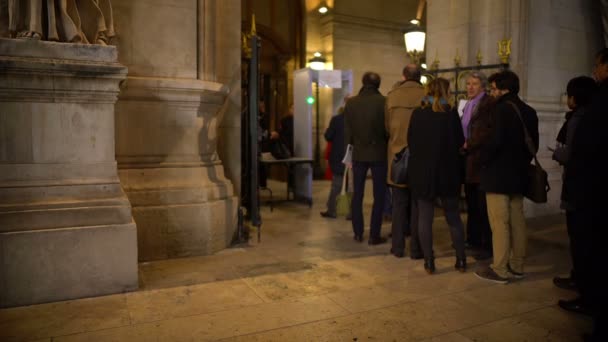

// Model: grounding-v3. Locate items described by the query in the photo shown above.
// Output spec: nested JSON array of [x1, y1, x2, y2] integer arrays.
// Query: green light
[[306, 96, 315, 105]]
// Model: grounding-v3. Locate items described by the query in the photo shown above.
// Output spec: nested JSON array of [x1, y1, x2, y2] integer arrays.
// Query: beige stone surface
[[0, 180, 592, 341], [459, 307, 591, 342], [0, 295, 130, 342], [125, 279, 263, 324]]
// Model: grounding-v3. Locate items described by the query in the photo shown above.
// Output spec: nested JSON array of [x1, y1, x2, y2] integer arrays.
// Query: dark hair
[[362, 72, 381, 88], [488, 70, 520, 95], [597, 48, 608, 65], [402, 64, 421, 82], [566, 76, 597, 107]]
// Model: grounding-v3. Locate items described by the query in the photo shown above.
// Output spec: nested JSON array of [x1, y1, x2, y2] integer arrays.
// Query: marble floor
[[0, 180, 592, 341]]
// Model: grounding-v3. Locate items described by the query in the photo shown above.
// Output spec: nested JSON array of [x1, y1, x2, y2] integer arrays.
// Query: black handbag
[[270, 139, 291, 160], [390, 147, 410, 185], [508, 101, 550, 203]]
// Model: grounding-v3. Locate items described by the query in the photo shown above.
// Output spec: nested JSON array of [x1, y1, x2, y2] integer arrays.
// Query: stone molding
[[322, 13, 404, 32]]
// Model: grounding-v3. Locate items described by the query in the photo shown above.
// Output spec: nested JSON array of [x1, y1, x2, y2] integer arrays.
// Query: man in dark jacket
[[321, 104, 347, 218], [475, 70, 538, 285], [344, 72, 388, 244]]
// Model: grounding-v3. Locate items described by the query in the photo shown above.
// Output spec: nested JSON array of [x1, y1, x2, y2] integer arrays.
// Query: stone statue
[[1, 0, 114, 45]]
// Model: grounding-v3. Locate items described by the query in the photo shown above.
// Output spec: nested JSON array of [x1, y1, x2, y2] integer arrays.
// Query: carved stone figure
[[2, 0, 114, 44]]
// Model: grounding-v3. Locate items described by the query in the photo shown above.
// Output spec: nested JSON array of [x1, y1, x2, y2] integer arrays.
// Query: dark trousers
[[568, 209, 594, 304], [352, 161, 387, 239], [383, 187, 392, 216], [391, 187, 421, 255], [391, 187, 409, 253], [417, 197, 465, 260], [410, 198, 422, 256], [325, 173, 344, 215], [465, 183, 492, 251], [573, 208, 607, 339]]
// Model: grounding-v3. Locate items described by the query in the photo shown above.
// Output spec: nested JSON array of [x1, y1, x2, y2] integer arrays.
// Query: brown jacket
[[465, 93, 495, 183], [385, 80, 425, 187]]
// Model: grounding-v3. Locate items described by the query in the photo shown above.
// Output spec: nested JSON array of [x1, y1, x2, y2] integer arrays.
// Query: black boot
[[424, 258, 435, 274], [455, 258, 467, 273]]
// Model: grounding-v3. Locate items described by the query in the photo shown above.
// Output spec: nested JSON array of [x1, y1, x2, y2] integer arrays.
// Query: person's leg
[[566, 210, 581, 282], [324, 173, 343, 216], [465, 183, 481, 247], [442, 196, 466, 260], [409, 195, 423, 258], [478, 188, 493, 254], [369, 161, 387, 240], [485, 192, 511, 278], [351, 162, 368, 239], [416, 199, 435, 261], [508, 195, 526, 274], [391, 187, 408, 255], [383, 187, 392, 219]]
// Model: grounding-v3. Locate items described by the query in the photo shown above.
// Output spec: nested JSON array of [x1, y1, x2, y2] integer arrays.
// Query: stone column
[[113, 0, 238, 261], [0, 39, 137, 307]]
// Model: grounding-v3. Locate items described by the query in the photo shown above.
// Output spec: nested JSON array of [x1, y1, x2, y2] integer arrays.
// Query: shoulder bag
[[507, 101, 550, 203]]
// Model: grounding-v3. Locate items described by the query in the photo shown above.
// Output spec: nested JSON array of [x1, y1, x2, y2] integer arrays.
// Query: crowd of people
[[318, 48, 608, 340]]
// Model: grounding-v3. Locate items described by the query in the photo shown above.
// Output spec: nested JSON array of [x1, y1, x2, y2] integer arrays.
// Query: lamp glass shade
[[309, 56, 327, 70], [404, 31, 426, 53]]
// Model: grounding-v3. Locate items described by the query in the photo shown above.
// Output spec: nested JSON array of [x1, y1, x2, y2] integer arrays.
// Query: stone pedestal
[[0, 39, 138, 307]]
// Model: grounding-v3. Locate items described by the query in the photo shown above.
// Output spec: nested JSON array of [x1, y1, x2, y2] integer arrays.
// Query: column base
[[0, 222, 138, 308]]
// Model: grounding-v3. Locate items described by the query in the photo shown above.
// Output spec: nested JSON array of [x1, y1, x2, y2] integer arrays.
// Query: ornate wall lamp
[[404, 20, 426, 64]]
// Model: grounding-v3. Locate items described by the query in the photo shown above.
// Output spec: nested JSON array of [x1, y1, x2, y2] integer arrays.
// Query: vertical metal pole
[[314, 81, 321, 177], [249, 35, 262, 240]]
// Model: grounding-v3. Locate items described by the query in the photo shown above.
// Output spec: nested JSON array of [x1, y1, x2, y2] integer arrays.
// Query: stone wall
[[426, 0, 603, 216]]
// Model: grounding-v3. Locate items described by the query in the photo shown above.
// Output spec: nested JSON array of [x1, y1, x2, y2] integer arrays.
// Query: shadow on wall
[[214, 64, 242, 195]]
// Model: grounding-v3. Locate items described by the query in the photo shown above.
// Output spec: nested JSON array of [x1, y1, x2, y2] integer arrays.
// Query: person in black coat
[[558, 49, 608, 341], [475, 70, 539, 285], [551, 76, 597, 296], [321, 105, 348, 218], [407, 77, 466, 274]]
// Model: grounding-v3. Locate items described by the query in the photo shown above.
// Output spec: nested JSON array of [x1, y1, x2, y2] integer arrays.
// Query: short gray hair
[[467, 71, 488, 89]]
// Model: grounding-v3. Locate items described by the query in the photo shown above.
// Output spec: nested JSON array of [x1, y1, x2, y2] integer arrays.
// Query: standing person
[[258, 101, 270, 188], [461, 72, 495, 260], [475, 70, 539, 284], [551, 76, 597, 301], [385, 64, 426, 258], [271, 104, 294, 155], [560, 49, 608, 341], [321, 104, 348, 219], [344, 72, 388, 244], [408, 78, 466, 274]]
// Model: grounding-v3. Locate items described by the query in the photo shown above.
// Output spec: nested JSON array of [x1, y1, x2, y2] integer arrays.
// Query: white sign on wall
[[318, 70, 342, 89]]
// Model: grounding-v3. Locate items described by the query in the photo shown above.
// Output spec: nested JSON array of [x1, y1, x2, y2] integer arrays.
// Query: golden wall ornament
[[454, 48, 461, 67], [241, 14, 258, 59], [431, 50, 440, 70], [498, 38, 512, 64], [476, 49, 483, 65]]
